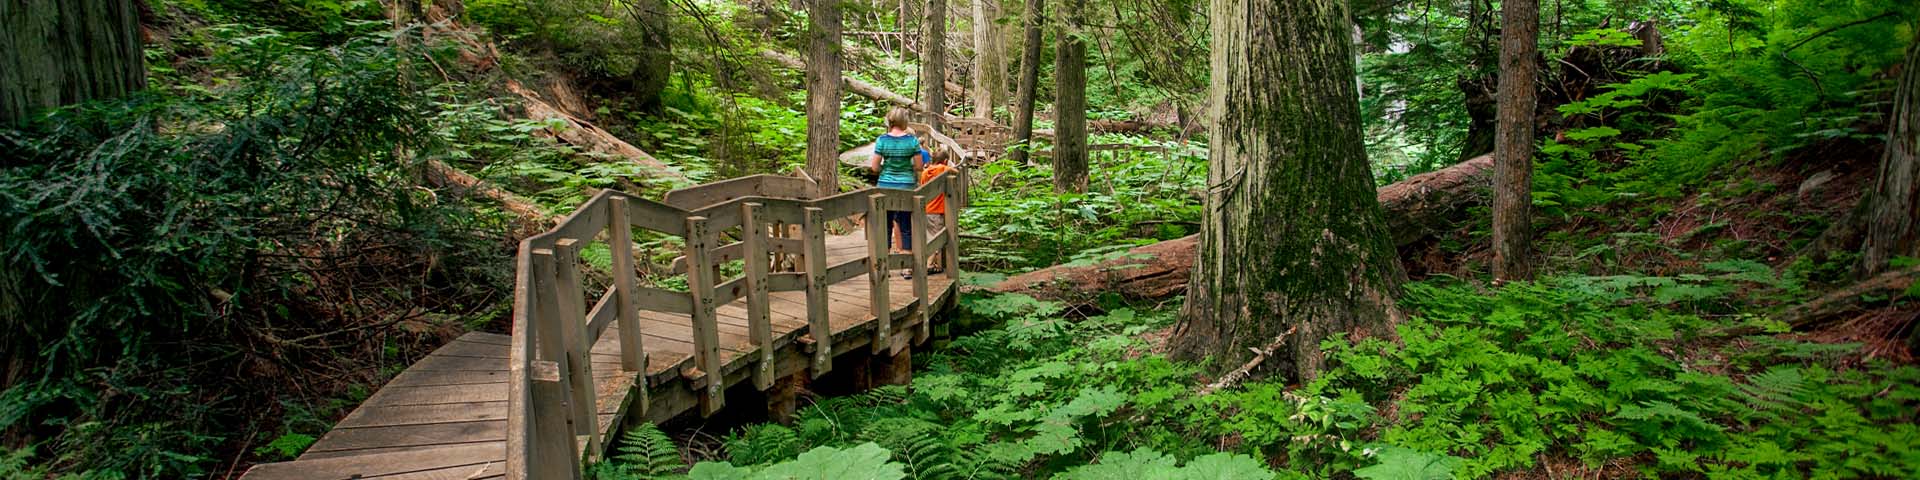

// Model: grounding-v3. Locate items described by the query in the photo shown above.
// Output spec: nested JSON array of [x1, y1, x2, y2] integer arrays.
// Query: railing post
[[551, 239, 601, 460], [802, 207, 832, 376], [944, 173, 963, 280], [608, 198, 646, 377], [910, 195, 931, 344], [529, 249, 583, 479], [865, 192, 893, 354], [685, 216, 726, 415], [742, 203, 776, 390]]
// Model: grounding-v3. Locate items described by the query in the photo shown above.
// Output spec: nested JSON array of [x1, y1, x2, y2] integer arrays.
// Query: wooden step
[[241, 442, 505, 480]]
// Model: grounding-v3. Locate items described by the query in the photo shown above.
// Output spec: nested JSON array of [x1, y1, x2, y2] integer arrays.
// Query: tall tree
[[1051, 0, 1088, 192], [924, 0, 949, 130], [1492, 0, 1538, 281], [972, 0, 1007, 121], [805, 0, 844, 197], [1862, 39, 1920, 275], [1009, 0, 1045, 164], [1170, 0, 1405, 382], [0, 0, 147, 126]]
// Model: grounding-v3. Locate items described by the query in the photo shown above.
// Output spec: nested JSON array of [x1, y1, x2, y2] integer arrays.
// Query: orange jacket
[[918, 164, 953, 214]]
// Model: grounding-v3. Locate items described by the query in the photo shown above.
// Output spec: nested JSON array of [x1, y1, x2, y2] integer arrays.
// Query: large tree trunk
[[805, 0, 844, 198], [1050, 0, 1088, 192], [1171, 0, 1405, 382], [0, 0, 147, 126], [924, 0, 949, 130], [972, 0, 1006, 121], [1492, 0, 1538, 281], [990, 154, 1490, 301], [1009, 0, 1046, 164], [628, 0, 674, 112], [1862, 40, 1920, 275]]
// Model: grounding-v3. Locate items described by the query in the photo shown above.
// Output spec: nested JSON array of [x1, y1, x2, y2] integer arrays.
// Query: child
[[917, 150, 954, 274], [869, 108, 924, 262]]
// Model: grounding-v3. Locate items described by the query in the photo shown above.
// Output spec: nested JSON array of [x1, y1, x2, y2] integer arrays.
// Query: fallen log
[[986, 155, 1495, 300], [423, 158, 549, 235], [504, 81, 688, 191], [1715, 266, 1920, 337]]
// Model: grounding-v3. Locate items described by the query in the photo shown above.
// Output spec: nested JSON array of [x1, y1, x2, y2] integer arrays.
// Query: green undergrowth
[[596, 272, 1919, 479], [960, 136, 1206, 271]]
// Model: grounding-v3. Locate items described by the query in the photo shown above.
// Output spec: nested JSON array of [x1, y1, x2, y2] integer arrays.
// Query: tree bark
[[806, 0, 845, 198], [1171, 0, 1405, 382], [990, 155, 1490, 301], [923, 0, 949, 130], [1862, 39, 1920, 275], [0, 0, 147, 126], [972, 0, 1007, 121], [1050, 0, 1088, 193], [1009, 0, 1046, 164], [628, 0, 674, 112], [1493, 0, 1539, 281]]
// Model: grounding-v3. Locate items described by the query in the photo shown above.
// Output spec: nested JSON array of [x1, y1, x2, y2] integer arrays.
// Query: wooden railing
[[504, 172, 967, 479]]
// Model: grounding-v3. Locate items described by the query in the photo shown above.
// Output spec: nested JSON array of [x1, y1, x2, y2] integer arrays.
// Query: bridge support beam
[[871, 346, 913, 386], [766, 372, 805, 425]]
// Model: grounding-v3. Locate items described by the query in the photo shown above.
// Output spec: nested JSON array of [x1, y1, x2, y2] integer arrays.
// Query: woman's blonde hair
[[885, 107, 912, 129]]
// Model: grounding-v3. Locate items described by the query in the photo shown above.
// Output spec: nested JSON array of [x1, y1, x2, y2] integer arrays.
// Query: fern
[[599, 422, 685, 479], [1739, 366, 1810, 414], [724, 424, 804, 467]]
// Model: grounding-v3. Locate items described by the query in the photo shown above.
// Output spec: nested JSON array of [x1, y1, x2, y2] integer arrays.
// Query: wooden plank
[[866, 193, 893, 354], [910, 195, 931, 345], [389, 369, 511, 387], [337, 401, 510, 428], [524, 250, 581, 480], [607, 197, 645, 375], [458, 332, 513, 346], [583, 290, 616, 344], [241, 443, 504, 480], [765, 271, 807, 293], [802, 207, 833, 376], [363, 383, 508, 407], [741, 202, 776, 390], [555, 239, 600, 462], [944, 174, 963, 283], [622, 194, 689, 236], [307, 421, 505, 455], [631, 286, 692, 315], [540, 195, 607, 249], [662, 174, 815, 210], [824, 257, 869, 285], [685, 216, 726, 415]]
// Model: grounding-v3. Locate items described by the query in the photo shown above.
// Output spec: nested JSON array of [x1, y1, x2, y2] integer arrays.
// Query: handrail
[[505, 170, 967, 479]]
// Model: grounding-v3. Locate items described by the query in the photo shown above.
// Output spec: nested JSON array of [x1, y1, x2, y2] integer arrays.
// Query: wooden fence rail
[[505, 172, 966, 479]]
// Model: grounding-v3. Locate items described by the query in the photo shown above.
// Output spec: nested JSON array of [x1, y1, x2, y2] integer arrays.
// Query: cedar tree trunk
[[972, 0, 1006, 120], [806, 0, 844, 197], [1863, 39, 1920, 275], [923, 0, 948, 130], [1492, 0, 1538, 281], [1009, 0, 1045, 164], [1050, 0, 1087, 192], [1170, 0, 1406, 382], [1, 0, 147, 126]]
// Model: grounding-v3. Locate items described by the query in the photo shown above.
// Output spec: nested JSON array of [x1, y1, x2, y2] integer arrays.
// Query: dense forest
[[3, 0, 1918, 478]]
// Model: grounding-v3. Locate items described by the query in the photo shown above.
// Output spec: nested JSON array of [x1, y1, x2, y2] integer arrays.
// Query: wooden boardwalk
[[241, 174, 966, 479]]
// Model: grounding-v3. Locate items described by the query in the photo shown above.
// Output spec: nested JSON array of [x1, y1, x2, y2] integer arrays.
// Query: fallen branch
[[1720, 266, 1920, 337], [504, 81, 688, 190], [1198, 325, 1297, 395], [423, 158, 549, 232], [989, 155, 1495, 300]]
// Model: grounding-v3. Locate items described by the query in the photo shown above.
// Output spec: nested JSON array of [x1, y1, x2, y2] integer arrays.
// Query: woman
[[869, 108, 926, 262]]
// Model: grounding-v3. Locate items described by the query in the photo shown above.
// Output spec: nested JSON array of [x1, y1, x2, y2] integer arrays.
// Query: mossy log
[[987, 155, 1493, 301]]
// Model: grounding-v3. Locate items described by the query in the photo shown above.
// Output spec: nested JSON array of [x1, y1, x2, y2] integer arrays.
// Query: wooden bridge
[[240, 172, 967, 479]]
